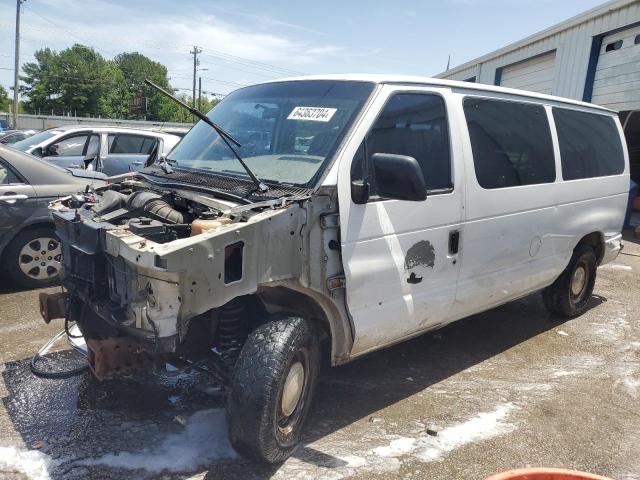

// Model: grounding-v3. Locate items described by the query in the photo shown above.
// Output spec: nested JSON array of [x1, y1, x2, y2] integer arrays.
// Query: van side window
[[464, 98, 555, 189], [552, 108, 625, 180], [352, 93, 452, 197]]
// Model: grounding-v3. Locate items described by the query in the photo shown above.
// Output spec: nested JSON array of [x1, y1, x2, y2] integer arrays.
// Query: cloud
[[0, 0, 345, 93]]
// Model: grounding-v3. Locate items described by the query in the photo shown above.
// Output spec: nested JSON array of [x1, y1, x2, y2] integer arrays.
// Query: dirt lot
[[0, 233, 638, 480]]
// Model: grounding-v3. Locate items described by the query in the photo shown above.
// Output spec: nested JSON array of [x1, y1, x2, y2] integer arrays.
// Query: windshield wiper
[[144, 79, 269, 193]]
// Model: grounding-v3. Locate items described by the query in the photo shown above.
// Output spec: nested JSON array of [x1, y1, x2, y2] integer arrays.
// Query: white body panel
[[499, 51, 557, 94], [337, 85, 465, 355], [330, 77, 629, 359]]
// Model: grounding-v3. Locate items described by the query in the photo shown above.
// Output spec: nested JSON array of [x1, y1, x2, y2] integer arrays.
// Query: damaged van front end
[[46, 182, 310, 378]]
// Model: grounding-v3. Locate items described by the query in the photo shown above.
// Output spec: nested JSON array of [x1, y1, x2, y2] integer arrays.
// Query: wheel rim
[[277, 351, 309, 436], [281, 362, 305, 417], [570, 262, 588, 302], [18, 237, 62, 281]]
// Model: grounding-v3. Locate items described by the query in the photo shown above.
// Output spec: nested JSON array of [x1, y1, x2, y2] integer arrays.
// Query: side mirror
[[46, 143, 59, 156], [372, 153, 427, 202], [32, 147, 43, 157]]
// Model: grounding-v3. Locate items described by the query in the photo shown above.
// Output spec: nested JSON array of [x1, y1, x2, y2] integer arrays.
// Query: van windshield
[[166, 80, 374, 186]]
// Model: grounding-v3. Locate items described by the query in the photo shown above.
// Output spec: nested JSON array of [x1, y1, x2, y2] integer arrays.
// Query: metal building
[[437, 0, 640, 185]]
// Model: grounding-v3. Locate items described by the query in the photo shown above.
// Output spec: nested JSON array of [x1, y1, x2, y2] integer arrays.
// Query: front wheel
[[542, 244, 597, 318], [227, 316, 319, 463], [5, 226, 62, 289]]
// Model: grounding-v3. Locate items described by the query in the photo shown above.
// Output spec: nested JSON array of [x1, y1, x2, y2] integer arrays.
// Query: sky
[[0, 0, 607, 100]]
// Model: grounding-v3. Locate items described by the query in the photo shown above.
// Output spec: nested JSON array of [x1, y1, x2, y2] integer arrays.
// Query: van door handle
[[0, 194, 28, 204], [449, 230, 460, 255]]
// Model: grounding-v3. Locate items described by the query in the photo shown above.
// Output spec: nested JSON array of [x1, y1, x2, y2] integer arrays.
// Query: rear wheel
[[5, 226, 62, 289], [542, 244, 597, 318], [227, 316, 319, 463]]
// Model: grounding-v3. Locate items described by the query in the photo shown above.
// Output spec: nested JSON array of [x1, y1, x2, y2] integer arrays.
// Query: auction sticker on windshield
[[287, 106, 337, 122]]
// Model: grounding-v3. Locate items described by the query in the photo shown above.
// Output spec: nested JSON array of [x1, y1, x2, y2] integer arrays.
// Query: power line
[[196, 58, 280, 79], [167, 71, 246, 88], [22, 4, 116, 57], [200, 49, 304, 76], [15, 7, 304, 78]]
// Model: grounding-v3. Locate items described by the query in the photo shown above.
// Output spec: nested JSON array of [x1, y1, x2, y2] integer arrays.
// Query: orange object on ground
[[634, 195, 640, 211], [485, 468, 612, 480]]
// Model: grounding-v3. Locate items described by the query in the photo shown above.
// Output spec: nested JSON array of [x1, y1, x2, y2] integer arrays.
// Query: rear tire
[[542, 244, 597, 318], [227, 316, 319, 463], [5, 226, 62, 289]]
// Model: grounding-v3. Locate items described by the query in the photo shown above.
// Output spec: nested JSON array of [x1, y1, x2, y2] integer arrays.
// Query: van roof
[[259, 74, 616, 114]]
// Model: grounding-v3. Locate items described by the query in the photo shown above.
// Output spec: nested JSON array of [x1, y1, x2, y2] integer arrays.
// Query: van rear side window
[[552, 108, 625, 180], [463, 98, 555, 189]]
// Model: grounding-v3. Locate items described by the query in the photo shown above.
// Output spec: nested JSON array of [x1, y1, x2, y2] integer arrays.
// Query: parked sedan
[[0, 145, 106, 289], [0, 129, 39, 145], [11, 125, 180, 176]]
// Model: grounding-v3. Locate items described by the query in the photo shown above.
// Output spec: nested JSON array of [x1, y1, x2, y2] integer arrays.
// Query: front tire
[[542, 244, 597, 318], [227, 316, 319, 463], [5, 226, 62, 289]]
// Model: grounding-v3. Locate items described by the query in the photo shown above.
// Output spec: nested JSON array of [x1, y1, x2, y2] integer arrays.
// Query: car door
[[42, 132, 94, 169], [0, 159, 37, 246], [337, 85, 464, 356], [103, 134, 158, 175]]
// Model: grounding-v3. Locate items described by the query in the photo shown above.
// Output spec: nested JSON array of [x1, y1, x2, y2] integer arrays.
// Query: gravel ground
[[0, 232, 638, 480]]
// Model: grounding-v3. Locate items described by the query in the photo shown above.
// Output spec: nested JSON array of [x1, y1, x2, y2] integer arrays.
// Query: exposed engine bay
[[44, 178, 336, 379]]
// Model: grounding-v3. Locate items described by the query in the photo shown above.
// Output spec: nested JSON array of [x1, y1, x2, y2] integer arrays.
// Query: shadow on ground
[[1, 292, 604, 479]]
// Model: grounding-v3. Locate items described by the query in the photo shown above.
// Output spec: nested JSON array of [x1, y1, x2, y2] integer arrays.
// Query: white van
[[44, 75, 629, 463]]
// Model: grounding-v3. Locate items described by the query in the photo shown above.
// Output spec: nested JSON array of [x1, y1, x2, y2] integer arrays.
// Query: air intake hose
[[127, 191, 184, 224]]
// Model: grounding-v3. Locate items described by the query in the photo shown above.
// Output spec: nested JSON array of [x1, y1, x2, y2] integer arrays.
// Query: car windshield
[[12, 129, 61, 151], [166, 80, 375, 186]]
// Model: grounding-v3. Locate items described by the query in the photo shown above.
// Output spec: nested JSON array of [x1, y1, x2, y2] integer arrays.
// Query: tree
[[0, 86, 9, 111], [114, 52, 180, 121], [20, 44, 128, 117]]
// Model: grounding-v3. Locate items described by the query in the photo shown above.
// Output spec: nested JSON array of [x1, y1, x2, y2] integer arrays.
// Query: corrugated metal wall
[[439, 1, 640, 105]]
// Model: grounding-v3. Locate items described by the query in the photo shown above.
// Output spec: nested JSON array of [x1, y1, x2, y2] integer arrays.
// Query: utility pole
[[196, 67, 207, 113], [190, 46, 202, 121], [13, 0, 25, 129]]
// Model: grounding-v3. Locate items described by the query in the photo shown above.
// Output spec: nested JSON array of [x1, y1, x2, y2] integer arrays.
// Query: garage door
[[499, 51, 556, 94], [591, 25, 640, 111]]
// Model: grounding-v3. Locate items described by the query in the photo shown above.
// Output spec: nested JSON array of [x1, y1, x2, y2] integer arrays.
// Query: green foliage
[[18, 45, 219, 122], [0, 85, 9, 111], [114, 52, 180, 121], [20, 44, 129, 117]]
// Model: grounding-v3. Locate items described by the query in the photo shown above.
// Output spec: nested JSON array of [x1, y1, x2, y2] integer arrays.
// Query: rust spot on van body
[[404, 240, 435, 271]]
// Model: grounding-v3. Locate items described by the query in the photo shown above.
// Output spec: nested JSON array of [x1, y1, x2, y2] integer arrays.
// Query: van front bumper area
[[600, 232, 623, 265]]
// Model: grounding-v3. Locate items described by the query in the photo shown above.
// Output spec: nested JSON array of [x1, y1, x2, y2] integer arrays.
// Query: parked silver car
[[0, 145, 106, 288], [0, 129, 39, 145], [12, 125, 181, 176]]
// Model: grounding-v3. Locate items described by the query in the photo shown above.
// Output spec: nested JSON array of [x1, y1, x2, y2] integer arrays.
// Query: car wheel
[[542, 244, 597, 318], [227, 316, 319, 463], [5, 226, 62, 289]]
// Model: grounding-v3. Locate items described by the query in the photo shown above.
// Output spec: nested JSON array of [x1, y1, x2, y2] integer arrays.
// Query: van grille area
[[52, 210, 109, 298], [141, 166, 313, 200]]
